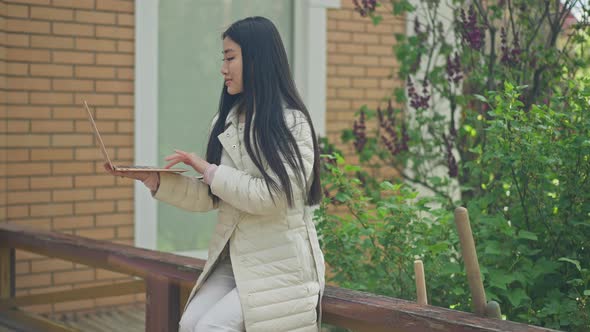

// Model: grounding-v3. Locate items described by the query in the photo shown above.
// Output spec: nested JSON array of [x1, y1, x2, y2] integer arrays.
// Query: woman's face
[[221, 37, 243, 95]]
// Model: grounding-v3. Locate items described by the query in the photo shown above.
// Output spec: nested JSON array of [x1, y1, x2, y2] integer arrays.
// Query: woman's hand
[[103, 162, 159, 192], [164, 149, 209, 174]]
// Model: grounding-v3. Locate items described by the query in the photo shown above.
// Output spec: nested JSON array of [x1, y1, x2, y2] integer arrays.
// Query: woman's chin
[[227, 87, 242, 95]]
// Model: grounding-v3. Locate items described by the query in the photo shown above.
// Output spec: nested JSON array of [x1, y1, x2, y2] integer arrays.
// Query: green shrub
[[316, 1, 590, 330]]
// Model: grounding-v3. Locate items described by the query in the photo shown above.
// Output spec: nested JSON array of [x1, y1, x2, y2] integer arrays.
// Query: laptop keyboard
[[118, 165, 153, 169]]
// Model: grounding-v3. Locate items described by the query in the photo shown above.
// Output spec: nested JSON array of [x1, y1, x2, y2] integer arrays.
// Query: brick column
[[2, 0, 140, 315], [1, 0, 8, 222]]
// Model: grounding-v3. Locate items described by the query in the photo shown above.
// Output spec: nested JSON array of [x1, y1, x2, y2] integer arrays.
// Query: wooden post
[[414, 260, 427, 305], [485, 300, 502, 319], [454, 207, 487, 316], [179, 285, 191, 313], [145, 275, 180, 332], [0, 247, 15, 303]]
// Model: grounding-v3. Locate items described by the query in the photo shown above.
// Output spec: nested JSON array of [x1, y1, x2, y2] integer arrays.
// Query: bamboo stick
[[454, 207, 487, 316], [414, 260, 428, 305]]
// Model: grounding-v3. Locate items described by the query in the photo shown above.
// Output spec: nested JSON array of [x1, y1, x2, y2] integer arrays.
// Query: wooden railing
[[0, 223, 558, 332]]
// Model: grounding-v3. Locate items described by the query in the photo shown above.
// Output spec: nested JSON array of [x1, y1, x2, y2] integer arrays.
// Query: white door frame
[[134, 0, 340, 251], [134, 0, 159, 250]]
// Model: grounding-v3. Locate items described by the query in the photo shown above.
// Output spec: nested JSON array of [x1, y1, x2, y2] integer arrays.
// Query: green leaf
[[506, 287, 530, 307], [393, 87, 406, 103], [488, 270, 516, 291], [530, 258, 560, 279], [440, 263, 461, 276], [392, 0, 414, 15], [428, 242, 449, 255], [517, 230, 538, 241], [558, 257, 581, 272], [484, 242, 504, 256], [334, 192, 351, 203], [379, 181, 397, 191], [343, 164, 361, 172], [341, 129, 355, 142], [376, 206, 388, 219], [394, 33, 405, 42], [584, 290, 590, 296], [473, 94, 488, 103], [371, 15, 383, 26], [451, 286, 466, 296]]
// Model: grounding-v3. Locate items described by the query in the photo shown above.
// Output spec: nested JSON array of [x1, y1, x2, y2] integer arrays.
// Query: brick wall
[[326, 1, 405, 166], [1, 0, 141, 314], [2, 3, 8, 220]]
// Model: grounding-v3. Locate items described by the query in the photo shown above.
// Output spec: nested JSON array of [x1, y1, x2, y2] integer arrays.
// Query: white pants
[[178, 257, 245, 332]]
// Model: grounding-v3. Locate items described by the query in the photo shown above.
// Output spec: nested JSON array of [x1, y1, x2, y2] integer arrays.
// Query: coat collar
[[217, 100, 289, 170], [225, 103, 240, 128], [217, 103, 243, 169]]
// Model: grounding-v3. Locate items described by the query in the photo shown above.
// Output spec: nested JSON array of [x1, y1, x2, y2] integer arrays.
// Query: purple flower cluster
[[442, 134, 458, 178], [323, 187, 331, 199], [353, 0, 378, 17], [353, 109, 367, 153], [379, 100, 409, 156], [500, 27, 521, 66], [407, 77, 430, 109], [322, 187, 343, 205], [460, 5, 485, 50], [446, 52, 463, 84]]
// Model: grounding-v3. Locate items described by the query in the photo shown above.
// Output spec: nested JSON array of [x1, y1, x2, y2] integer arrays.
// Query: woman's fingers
[[164, 152, 182, 161], [164, 149, 201, 170], [165, 151, 193, 163], [176, 150, 199, 166], [174, 149, 187, 155], [163, 155, 183, 166], [163, 159, 182, 169], [164, 155, 178, 161], [174, 150, 196, 162], [104, 162, 114, 172]]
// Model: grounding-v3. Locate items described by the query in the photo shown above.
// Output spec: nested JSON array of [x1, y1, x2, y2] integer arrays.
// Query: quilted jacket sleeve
[[151, 115, 218, 212], [152, 172, 215, 212], [209, 110, 315, 216]]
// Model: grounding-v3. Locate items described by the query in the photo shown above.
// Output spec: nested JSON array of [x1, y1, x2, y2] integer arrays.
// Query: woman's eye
[[222, 57, 234, 62]]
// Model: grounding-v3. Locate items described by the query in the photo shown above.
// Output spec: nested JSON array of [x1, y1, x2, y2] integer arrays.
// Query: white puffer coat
[[153, 106, 325, 331]]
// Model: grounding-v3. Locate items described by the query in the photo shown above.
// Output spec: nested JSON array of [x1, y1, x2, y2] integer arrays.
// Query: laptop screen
[[83, 101, 114, 168]]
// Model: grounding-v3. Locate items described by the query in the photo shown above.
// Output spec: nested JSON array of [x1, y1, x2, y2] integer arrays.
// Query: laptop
[[83, 100, 188, 173]]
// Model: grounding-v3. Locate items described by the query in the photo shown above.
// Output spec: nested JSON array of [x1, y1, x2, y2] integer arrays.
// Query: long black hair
[[205, 16, 322, 207]]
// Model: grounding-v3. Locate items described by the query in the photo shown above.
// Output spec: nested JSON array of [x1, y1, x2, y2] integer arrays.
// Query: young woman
[[105, 17, 325, 332]]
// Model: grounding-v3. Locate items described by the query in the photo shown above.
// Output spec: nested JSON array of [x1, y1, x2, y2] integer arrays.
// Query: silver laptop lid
[[83, 100, 114, 168]]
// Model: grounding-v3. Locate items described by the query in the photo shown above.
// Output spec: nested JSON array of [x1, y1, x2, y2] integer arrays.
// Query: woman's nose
[[221, 63, 228, 75]]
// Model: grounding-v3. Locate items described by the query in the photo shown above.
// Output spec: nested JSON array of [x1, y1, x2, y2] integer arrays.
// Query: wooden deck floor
[[59, 304, 145, 332], [0, 305, 347, 332], [0, 304, 145, 332]]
